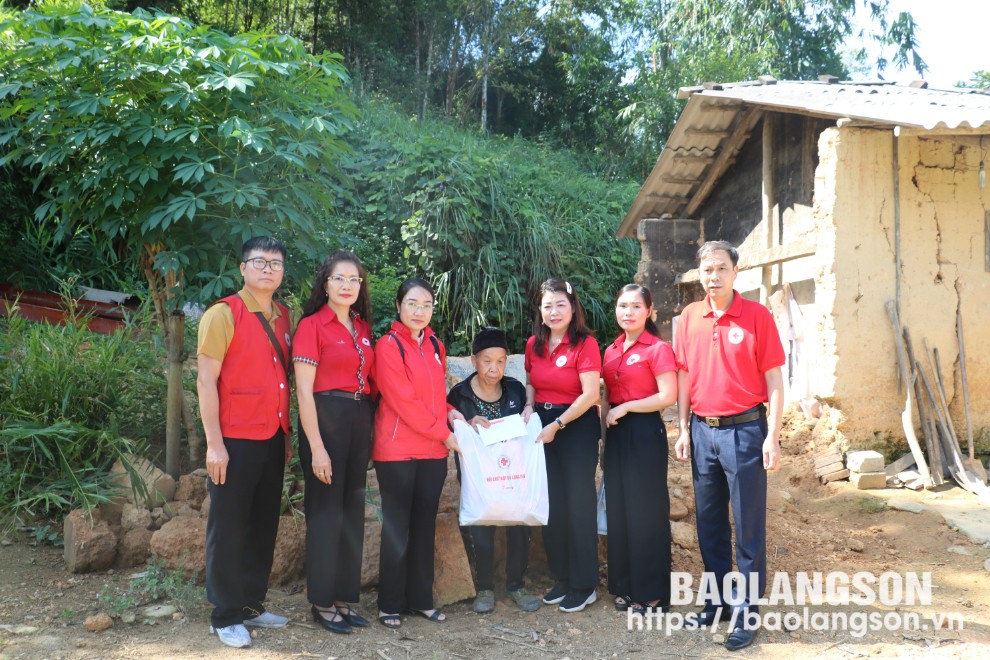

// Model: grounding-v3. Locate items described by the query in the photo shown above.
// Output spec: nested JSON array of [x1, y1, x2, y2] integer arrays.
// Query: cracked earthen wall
[[815, 126, 990, 450]]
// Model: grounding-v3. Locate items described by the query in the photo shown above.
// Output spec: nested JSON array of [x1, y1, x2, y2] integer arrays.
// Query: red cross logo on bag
[[498, 455, 511, 469]]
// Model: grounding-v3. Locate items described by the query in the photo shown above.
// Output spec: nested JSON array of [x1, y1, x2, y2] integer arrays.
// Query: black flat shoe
[[337, 605, 370, 628], [725, 625, 758, 651], [311, 606, 352, 634]]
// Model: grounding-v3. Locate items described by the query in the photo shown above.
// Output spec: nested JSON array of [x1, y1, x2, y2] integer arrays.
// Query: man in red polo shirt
[[197, 236, 293, 648], [673, 241, 785, 652]]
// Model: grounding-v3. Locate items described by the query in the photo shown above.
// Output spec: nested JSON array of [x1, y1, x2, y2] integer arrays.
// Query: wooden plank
[[815, 463, 847, 478], [676, 239, 816, 284], [685, 128, 732, 138], [672, 154, 715, 164], [645, 193, 690, 202], [904, 328, 943, 486], [814, 453, 844, 469], [661, 176, 699, 185], [685, 108, 761, 216], [820, 469, 850, 483], [884, 453, 916, 476], [885, 301, 933, 486]]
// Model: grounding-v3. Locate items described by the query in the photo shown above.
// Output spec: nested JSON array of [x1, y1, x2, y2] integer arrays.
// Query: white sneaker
[[244, 611, 289, 628], [210, 623, 252, 648]]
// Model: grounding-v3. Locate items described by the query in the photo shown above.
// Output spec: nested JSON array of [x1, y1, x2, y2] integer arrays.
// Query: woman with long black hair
[[523, 278, 602, 613], [293, 249, 375, 634], [602, 284, 677, 615]]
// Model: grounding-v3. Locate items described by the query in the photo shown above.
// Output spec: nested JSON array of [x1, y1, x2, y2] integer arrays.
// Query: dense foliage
[[0, 294, 167, 528], [0, 3, 357, 309], [327, 101, 641, 353]]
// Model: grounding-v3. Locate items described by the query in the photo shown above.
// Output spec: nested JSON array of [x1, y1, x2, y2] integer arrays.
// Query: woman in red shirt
[[292, 249, 376, 634], [372, 277, 459, 630], [524, 278, 602, 613], [602, 284, 677, 615]]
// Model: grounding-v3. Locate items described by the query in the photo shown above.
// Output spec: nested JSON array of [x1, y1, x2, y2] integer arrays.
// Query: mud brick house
[[619, 78, 990, 449]]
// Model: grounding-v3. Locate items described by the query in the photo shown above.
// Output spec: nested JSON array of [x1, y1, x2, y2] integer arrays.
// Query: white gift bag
[[454, 417, 549, 526]]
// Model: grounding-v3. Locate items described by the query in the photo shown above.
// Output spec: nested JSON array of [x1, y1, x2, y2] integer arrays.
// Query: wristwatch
[[555, 417, 566, 430]]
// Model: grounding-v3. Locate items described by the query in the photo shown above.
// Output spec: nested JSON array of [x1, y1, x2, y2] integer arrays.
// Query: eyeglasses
[[328, 275, 363, 286], [403, 301, 434, 313], [243, 258, 284, 272]]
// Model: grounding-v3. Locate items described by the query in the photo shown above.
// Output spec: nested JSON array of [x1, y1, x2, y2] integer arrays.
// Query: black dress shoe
[[311, 606, 352, 634], [338, 606, 370, 628], [725, 625, 758, 651]]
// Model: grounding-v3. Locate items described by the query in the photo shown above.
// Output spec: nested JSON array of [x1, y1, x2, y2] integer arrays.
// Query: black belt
[[694, 405, 765, 428], [317, 389, 367, 401], [535, 402, 569, 411]]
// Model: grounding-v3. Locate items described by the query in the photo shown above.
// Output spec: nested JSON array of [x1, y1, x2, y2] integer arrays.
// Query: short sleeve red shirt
[[603, 332, 676, 405], [674, 291, 785, 417], [525, 334, 601, 405], [291, 305, 375, 394]]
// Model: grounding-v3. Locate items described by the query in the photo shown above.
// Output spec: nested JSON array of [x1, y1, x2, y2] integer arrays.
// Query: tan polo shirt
[[197, 288, 283, 362]]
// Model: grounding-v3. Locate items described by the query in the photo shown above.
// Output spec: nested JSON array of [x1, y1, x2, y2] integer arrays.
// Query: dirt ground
[[2, 414, 989, 659]]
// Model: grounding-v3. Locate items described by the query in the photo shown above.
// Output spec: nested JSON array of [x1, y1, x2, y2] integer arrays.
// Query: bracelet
[[555, 417, 566, 430]]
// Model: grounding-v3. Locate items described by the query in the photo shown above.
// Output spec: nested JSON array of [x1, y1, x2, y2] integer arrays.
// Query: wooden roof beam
[[684, 108, 763, 217]]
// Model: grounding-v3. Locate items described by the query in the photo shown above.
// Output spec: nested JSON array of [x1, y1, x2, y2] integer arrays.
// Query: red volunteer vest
[[216, 294, 291, 440]]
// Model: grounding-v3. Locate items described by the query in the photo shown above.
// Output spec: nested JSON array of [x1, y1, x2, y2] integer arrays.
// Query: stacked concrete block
[[815, 448, 849, 483], [846, 450, 886, 489]]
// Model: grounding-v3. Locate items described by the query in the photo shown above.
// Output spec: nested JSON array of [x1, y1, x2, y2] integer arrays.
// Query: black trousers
[[468, 525, 531, 592], [299, 395, 373, 607], [375, 457, 447, 613], [604, 412, 671, 604], [538, 407, 600, 591], [205, 430, 285, 628]]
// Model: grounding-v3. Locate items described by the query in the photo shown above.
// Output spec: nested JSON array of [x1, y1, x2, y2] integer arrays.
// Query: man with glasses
[[197, 236, 293, 648]]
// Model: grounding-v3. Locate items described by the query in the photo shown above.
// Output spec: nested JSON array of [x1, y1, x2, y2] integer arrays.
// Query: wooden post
[[761, 114, 776, 305], [165, 311, 185, 480]]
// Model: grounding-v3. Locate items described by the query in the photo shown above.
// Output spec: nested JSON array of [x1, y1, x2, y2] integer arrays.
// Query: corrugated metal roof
[[618, 80, 990, 238]]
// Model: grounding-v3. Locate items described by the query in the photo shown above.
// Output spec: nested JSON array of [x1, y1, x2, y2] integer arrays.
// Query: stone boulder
[[115, 528, 153, 568], [150, 516, 206, 580], [174, 473, 209, 510], [200, 493, 211, 518], [64, 509, 117, 573], [670, 521, 698, 550], [669, 498, 690, 521], [438, 459, 461, 514], [432, 512, 475, 607], [269, 516, 306, 586], [360, 518, 381, 588], [120, 503, 151, 532], [109, 456, 176, 507]]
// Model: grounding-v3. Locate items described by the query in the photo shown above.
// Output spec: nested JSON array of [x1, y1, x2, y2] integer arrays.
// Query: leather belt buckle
[[705, 416, 720, 427], [353, 391, 362, 400], [542, 402, 554, 410]]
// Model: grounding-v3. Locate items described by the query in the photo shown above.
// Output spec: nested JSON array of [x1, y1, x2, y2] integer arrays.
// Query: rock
[[64, 509, 118, 573], [120, 503, 151, 532], [269, 516, 306, 586], [150, 516, 207, 580], [164, 502, 197, 519], [99, 499, 125, 529], [0, 625, 38, 634], [121, 611, 136, 624], [143, 605, 177, 619], [779, 490, 793, 502], [360, 517, 381, 588], [174, 474, 209, 510], [850, 472, 886, 490], [109, 456, 176, 507], [115, 528, 153, 568], [432, 512, 475, 607], [672, 487, 684, 499], [712, 633, 725, 644], [984, 557, 990, 572], [847, 539, 864, 553], [438, 463, 460, 514], [947, 546, 975, 556], [888, 499, 924, 514], [669, 499, 689, 521], [84, 613, 113, 632], [670, 521, 697, 549], [845, 451, 884, 473], [200, 493, 211, 518]]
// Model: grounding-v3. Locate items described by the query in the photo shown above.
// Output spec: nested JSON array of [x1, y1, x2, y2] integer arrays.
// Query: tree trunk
[[481, 69, 488, 132], [311, 0, 321, 54], [422, 22, 434, 120], [446, 20, 461, 115], [165, 312, 185, 480], [182, 390, 203, 467]]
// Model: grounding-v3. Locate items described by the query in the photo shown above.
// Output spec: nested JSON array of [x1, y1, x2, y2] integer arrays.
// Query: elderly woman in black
[[447, 327, 541, 614]]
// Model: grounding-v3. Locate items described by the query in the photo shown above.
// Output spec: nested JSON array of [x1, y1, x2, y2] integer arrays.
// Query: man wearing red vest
[[197, 236, 293, 648]]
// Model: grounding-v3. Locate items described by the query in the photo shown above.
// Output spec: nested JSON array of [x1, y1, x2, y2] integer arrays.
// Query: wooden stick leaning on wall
[[956, 307, 988, 483], [902, 328, 943, 486], [884, 301, 932, 487]]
